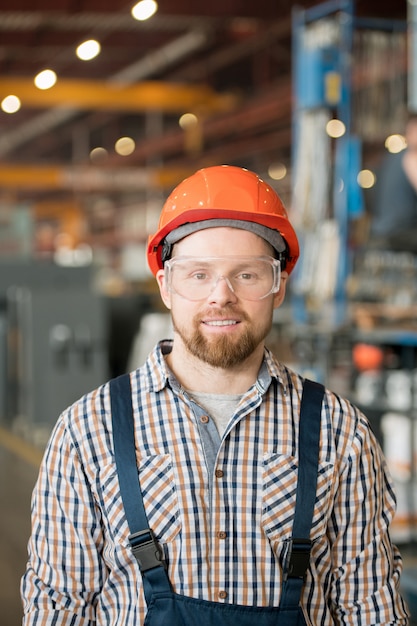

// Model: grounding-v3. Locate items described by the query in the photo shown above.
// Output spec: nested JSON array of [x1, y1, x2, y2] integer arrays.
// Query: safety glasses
[[164, 255, 281, 301]]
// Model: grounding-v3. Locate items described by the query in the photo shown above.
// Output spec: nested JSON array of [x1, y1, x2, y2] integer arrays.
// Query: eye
[[186, 265, 212, 281], [192, 271, 208, 281], [238, 271, 255, 280], [235, 269, 258, 282]]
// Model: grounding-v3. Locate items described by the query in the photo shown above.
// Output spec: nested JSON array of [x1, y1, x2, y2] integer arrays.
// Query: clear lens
[[165, 256, 281, 301]]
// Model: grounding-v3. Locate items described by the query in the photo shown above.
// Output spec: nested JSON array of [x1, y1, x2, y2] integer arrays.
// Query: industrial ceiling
[[0, 0, 409, 208]]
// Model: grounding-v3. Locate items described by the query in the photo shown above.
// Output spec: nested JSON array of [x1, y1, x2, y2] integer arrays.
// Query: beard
[[171, 306, 273, 368]]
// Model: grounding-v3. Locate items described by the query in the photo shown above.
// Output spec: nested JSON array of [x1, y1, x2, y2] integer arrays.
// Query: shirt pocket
[[98, 453, 181, 545], [138, 453, 182, 543], [261, 452, 334, 541]]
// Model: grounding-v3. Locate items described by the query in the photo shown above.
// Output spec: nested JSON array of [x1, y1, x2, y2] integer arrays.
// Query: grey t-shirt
[[186, 390, 243, 435]]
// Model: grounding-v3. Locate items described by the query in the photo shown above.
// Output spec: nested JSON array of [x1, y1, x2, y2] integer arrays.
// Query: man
[[370, 113, 417, 251], [22, 165, 409, 625]]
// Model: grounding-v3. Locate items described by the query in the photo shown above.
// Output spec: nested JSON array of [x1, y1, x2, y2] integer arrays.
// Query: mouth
[[203, 319, 239, 327]]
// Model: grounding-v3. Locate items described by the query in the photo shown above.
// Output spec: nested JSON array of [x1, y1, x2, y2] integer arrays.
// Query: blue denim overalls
[[110, 375, 325, 626]]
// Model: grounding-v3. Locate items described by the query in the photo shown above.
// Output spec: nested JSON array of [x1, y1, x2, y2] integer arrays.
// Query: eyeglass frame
[[162, 255, 282, 302]]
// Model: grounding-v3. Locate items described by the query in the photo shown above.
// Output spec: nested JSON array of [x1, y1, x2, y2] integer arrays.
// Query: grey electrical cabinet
[[1, 261, 108, 446]]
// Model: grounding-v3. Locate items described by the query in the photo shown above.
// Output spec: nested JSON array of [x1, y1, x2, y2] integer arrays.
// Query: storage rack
[[290, 0, 416, 543]]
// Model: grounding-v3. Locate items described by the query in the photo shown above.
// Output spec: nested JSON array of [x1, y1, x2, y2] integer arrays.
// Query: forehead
[[172, 226, 273, 257]]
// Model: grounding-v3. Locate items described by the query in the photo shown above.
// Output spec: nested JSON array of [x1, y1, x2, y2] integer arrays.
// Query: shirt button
[[218, 591, 227, 600], [215, 469, 224, 478], [217, 531, 227, 539], [200, 415, 209, 424]]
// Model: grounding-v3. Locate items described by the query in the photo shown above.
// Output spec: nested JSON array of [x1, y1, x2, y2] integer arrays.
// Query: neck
[[165, 338, 264, 394]]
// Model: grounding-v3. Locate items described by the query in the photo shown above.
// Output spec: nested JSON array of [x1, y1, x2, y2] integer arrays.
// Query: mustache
[[198, 306, 248, 320]]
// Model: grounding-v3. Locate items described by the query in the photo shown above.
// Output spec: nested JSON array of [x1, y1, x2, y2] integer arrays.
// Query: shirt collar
[[143, 339, 173, 392], [259, 346, 288, 395]]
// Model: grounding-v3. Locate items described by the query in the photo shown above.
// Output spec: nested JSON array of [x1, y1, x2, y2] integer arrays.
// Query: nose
[[207, 275, 238, 304]]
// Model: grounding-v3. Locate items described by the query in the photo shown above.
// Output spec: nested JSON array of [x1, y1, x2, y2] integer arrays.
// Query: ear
[[273, 271, 288, 309], [156, 269, 172, 310]]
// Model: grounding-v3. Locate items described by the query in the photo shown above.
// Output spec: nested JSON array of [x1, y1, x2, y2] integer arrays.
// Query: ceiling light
[[90, 147, 109, 162], [385, 133, 406, 153], [34, 69, 57, 90], [357, 169, 376, 189], [131, 0, 158, 21], [115, 136, 136, 156], [179, 112, 198, 129], [326, 119, 346, 138], [76, 39, 101, 61], [268, 162, 287, 181], [1, 95, 21, 114]]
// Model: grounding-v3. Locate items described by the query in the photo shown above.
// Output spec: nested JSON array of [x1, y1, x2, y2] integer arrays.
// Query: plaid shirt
[[21, 341, 409, 625]]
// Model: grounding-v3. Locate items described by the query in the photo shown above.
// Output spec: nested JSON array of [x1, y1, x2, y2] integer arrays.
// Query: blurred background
[[1, 0, 417, 622]]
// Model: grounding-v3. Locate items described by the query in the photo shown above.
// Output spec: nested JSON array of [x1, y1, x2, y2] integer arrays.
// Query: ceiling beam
[[0, 81, 291, 195], [0, 78, 236, 113], [0, 164, 191, 191]]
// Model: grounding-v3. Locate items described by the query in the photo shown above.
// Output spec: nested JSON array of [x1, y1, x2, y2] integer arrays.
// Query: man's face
[[156, 227, 288, 368]]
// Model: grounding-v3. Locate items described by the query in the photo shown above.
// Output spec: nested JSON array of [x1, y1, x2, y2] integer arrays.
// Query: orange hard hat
[[147, 165, 299, 276]]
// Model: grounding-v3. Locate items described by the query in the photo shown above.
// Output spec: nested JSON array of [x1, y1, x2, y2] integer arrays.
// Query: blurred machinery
[[0, 261, 108, 446], [290, 1, 417, 549]]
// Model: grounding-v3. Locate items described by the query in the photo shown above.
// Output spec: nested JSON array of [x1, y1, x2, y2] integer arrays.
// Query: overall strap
[[279, 378, 325, 610], [110, 374, 171, 603], [110, 373, 324, 611]]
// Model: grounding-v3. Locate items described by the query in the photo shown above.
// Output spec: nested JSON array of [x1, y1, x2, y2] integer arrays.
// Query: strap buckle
[[129, 529, 166, 572], [284, 538, 312, 581]]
